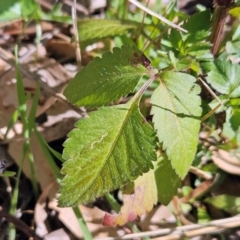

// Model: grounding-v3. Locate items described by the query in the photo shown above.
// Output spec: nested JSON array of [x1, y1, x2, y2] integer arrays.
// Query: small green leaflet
[[150, 72, 202, 178], [205, 194, 240, 214], [58, 99, 157, 207], [229, 107, 240, 131], [0, 171, 16, 177], [78, 19, 137, 41], [64, 45, 153, 108], [154, 155, 181, 205], [206, 60, 240, 98]]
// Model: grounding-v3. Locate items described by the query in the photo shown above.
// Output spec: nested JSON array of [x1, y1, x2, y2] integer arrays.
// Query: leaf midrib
[[160, 79, 188, 160], [78, 100, 137, 200]]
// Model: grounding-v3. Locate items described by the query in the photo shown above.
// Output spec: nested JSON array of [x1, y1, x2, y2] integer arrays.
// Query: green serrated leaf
[[187, 42, 211, 57], [183, 9, 211, 43], [168, 29, 183, 50], [58, 99, 157, 206], [230, 108, 240, 131], [150, 72, 202, 178], [21, 0, 38, 18], [226, 40, 240, 58], [64, 45, 153, 108], [206, 60, 240, 98], [0, 0, 21, 22], [154, 155, 181, 205], [78, 19, 137, 41]]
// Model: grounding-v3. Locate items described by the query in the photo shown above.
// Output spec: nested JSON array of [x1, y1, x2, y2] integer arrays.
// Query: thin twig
[[128, 0, 187, 33], [201, 102, 222, 122], [198, 76, 229, 122], [0, 47, 86, 116], [199, 77, 222, 104], [72, 0, 82, 69], [96, 215, 240, 240], [189, 166, 213, 180], [135, 0, 149, 42], [65, 0, 89, 15]]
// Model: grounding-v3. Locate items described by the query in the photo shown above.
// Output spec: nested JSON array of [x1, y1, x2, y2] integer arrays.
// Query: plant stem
[[72, 206, 93, 240], [210, 0, 233, 56], [129, 0, 187, 32], [201, 102, 222, 122], [105, 193, 121, 212]]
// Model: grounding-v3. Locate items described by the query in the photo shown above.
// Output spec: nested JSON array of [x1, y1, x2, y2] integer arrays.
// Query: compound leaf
[[150, 72, 202, 178], [64, 45, 153, 108], [206, 60, 240, 98], [103, 170, 157, 226], [58, 99, 157, 207], [78, 19, 137, 41], [154, 155, 181, 205]]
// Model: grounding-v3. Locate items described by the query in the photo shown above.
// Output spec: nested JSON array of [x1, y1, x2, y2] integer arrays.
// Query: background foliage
[[1, 0, 240, 239]]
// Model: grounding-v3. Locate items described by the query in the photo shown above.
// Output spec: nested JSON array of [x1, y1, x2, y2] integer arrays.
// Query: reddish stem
[[210, 0, 233, 56]]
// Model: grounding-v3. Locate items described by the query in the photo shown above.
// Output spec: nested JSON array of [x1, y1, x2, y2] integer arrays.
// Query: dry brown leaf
[[0, 95, 16, 128], [49, 198, 120, 238], [38, 116, 78, 142], [35, 180, 121, 239], [31, 58, 72, 87], [45, 39, 75, 59], [4, 21, 53, 36], [48, 196, 121, 238], [43, 228, 73, 240], [0, 48, 73, 123], [140, 205, 176, 231], [8, 132, 57, 191], [35, 182, 58, 237]]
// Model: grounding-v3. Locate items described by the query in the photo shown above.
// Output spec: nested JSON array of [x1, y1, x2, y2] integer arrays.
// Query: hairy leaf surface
[[154, 155, 181, 205], [103, 171, 157, 226], [78, 19, 137, 41], [58, 100, 157, 206], [64, 45, 153, 108], [150, 72, 202, 178], [206, 60, 240, 98]]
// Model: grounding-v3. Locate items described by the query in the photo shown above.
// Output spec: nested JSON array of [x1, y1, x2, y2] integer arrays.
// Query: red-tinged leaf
[[102, 171, 157, 226]]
